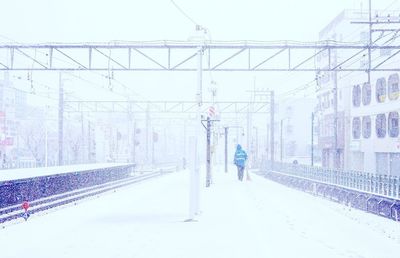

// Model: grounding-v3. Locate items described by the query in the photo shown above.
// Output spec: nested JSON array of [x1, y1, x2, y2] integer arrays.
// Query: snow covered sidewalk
[[0, 167, 399, 258]]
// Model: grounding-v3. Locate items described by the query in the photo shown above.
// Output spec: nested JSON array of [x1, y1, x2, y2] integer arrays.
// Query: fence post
[[372, 174, 376, 193], [383, 175, 388, 196], [357, 172, 360, 190], [364, 173, 368, 192]]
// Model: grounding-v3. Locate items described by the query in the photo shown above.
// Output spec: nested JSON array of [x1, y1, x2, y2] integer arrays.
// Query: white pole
[[188, 45, 203, 221]]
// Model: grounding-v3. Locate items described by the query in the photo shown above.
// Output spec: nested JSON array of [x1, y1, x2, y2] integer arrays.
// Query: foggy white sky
[[0, 0, 399, 108], [1, 0, 396, 42]]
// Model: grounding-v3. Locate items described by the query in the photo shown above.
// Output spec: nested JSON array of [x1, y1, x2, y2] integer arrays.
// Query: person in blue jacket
[[234, 144, 248, 181]]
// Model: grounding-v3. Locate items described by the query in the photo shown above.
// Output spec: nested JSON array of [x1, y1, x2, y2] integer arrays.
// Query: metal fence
[[266, 161, 400, 200]]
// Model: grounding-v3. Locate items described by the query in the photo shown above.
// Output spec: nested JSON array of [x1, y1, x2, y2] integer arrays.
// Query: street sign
[[207, 106, 216, 118]]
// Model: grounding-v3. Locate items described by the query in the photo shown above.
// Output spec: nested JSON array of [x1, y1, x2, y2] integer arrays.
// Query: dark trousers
[[237, 166, 244, 181]]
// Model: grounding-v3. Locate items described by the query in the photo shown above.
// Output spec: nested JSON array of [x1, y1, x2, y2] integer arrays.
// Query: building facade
[[317, 9, 400, 175]]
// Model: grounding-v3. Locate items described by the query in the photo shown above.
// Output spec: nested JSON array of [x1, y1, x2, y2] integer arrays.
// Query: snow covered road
[[1, 167, 399, 258]]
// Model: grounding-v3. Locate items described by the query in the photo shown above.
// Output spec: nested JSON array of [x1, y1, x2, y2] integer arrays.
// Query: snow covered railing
[[0, 171, 163, 224], [0, 164, 135, 209], [265, 161, 400, 199], [260, 161, 400, 221]]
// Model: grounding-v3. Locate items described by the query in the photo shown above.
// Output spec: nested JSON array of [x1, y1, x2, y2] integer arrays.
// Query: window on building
[[388, 112, 399, 137], [390, 153, 400, 176], [376, 77, 386, 103], [376, 113, 387, 138], [376, 153, 389, 174], [362, 116, 371, 138], [362, 82, 371, 105], [388, 73, 399, 100], [352, 84, 361, 107], [352, 117, 361, 139]]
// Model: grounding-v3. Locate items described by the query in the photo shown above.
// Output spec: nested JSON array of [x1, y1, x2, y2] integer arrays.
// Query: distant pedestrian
[[21, 200, 30, 221], [234, 144, 248, 181]]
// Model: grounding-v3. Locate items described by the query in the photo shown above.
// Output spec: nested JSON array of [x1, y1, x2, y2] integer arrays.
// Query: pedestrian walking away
[[234, 144, 248, 181]]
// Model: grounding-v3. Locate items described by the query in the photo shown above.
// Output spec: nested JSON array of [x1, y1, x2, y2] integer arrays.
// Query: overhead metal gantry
[[64, 100, 270, 114], [1, 40, 400, 72]]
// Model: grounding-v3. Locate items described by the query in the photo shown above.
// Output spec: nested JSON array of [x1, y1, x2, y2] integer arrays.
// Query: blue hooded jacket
[[234, 144, 248, 168]]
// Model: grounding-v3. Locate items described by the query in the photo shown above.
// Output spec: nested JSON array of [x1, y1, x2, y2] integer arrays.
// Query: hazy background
[[1, 0, 396, 105]]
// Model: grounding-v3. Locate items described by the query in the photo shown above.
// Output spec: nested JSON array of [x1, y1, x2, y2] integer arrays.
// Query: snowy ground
[[1, 166, 399, 258]]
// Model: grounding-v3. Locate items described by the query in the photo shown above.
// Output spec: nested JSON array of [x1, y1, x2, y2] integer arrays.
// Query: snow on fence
[[0, 164, 135, 209], [260, 161, 400, 221]]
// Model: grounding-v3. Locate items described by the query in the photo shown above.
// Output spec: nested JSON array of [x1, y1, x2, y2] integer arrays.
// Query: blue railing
[[267, 162, 400, 199], [260, 161, 400, 221]]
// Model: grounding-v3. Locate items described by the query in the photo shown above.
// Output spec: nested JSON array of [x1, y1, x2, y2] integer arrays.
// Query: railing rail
[[265, 161, 400, 199]]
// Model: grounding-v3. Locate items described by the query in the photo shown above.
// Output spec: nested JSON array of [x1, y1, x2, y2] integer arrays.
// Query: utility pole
[[88, 121, 91, 162], [224, 127, 228, 173], [333, 50, 338, 169], [311, 112, 314, 166], [280, 119, 283, 162], [58, 72, 64, 166], [368, 0, 372, 85], [270, 90, 275, 170], [45, 95, 49, 167], [247, 88, 273, 169], [253, 127, 258, 166], [188, 44, 203, 221], [81, 111, 85, 163], [206, 117, 211, 187], [183, 120, 187, 169], [152, 127, 155, 166], [246, 105, 252, 167], [146, 106, 150, 165], [133, 120, 136, 164], [266, 124, 270, 160], [45, 120, 48, 167]]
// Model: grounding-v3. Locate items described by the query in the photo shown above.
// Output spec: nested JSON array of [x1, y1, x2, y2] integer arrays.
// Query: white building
[[317, 9, 400, 175]]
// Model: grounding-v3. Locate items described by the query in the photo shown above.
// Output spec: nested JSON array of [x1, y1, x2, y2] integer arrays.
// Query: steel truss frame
[[64, 100, 269, 114], [1, 40, 400, 72]]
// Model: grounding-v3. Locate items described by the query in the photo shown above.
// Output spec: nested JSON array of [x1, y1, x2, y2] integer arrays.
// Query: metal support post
[[81, 111, 85, 163], [146, 106, 150, 164], [206, 117, 211, 187], [58, 72, 64, 166], [224, 127, 228, 173], [183, 120, 187, 169], [88, 121, 91, 162], [188, 45, 202, 221], [152, 128, 155, 166], [280, 119, 283, 162], [368, 0, 372, 85], [133, 120, 136, 164], [311, 112, 314, 166], [270, 91, 275, 170]]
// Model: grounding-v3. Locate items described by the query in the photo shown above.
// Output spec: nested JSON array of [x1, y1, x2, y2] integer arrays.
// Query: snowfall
[[1, 166, 400, 258]]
